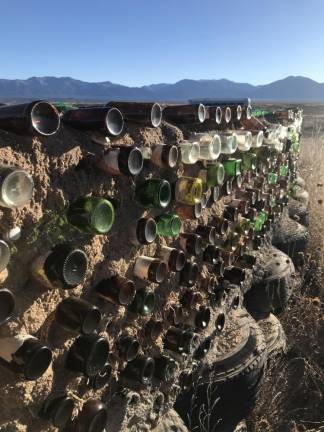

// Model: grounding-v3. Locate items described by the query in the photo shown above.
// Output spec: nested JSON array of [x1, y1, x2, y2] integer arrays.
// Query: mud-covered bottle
[[133, 256, 167, 283], [158, 246, 186, 272], [55, 297, 101, 335], [67, 196, 115, 234], [116, 336, 140, 362], [0, 166, 34, 208], [179, 261, 199, 286], [40, 393, 75, 429], [95, 275, 136, 306], [206, 162, 225, 187], [153, 356, 178, 381], [0, 335, 52, 380], [123, 356, 155, 385], [129, 217, 157, 245], [150, 144, 179, 168], [73, 399, 108, 432], [65, 334, 109, 377], [135, 179, 171, 209], [155, 213, 182, 237], [175, 176, 203, 205], [128, 287, 155, 316], [164, 327, 198, 355], [31, 244, 88, 290], [179, 233, 202, 255], [97, 146, 143, 176]]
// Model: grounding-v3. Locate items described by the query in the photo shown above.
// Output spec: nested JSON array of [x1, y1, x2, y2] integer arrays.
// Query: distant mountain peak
[[0, 75, 323, 101]]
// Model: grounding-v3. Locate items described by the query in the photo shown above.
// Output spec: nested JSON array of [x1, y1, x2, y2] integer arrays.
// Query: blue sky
[[0, 0, 323, 86]]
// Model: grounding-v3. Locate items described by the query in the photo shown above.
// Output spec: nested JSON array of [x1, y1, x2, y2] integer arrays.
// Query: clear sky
[[1, 0, 323, 86]]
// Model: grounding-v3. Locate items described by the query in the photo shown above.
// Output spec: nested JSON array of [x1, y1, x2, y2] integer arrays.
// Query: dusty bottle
[[268, 171, 278, 185], [153, 356, 178, 381], [184, 306, 211, 331], [97, 146, 143, 176], [164, 327, 198, 355], [223, 266, 246, 284], [223, 202, 242, 222], [179, 233, 202, 255], [0, 166, 34, 208], [0, 288, 15, 325], [175, 201, 203, 220], [175, 176, 203, 205], [203, 245, 221, 264], [133, 256, 167, 283], [196, 225, 216, 245], [251, 130, 264, 148], [235, 189, 257, 205], [221, 106, 232, 124], [163, 103, 206, 124], [123, 356, 155, 385], [222, 178, 233, 196], [0, 239, 11, 272], [63, 106, 124, 136], [205, 162, 225, 188], [179, 261, 199, 287], [67, 196, 115, 234], [88, 362, 112, 390], [128, 287, 155, 316], [235, 130, 253, 151], [201, 275, 218, 294], [206, 105, 223, 124], [31, 244, 88, 290], [241, 152, 257, 172], [211, 216, 230, 235], [223, 158, 242, 178], [190, 132, 221, 160], [219, 132, 238, 154], [211, 186, 220, 203], [215, 312, 226, 332], [0, 335, 52, 380], [158, 246, 186, 272], [40, 393, 75, 429], [135, 179, 171, 209], [0, 101, 60, 136], [213, 259, 225, 277], [155, 213, 182, 237], [129, 217, 157, 245], [180, 290, 203, 308], [150, 144, 179, 168], [73, 399, 108, 432], [232, 173, 243, 190], [179, 141, 200, 164], [55, 297, 101, 335], [144, 320, 163, 341], [95, 275, 136, 306], [65, 334, 109, 377], [116, 336, 140, 362], [106, 101, 162, 127], [194, 338, 212, 360]]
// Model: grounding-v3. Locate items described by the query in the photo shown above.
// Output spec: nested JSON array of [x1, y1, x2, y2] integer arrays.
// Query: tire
[[151, 409, 189, 432], [288, 198, 309, 226], [290, 185, 309, 206], [272, 213, 309, 265], [245, 246, 298, 318], [175, 315, 267, 432], [257, 313, 286, 360]]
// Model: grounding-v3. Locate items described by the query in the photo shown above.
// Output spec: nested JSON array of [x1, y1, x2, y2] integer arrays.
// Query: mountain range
[[0, 75, 324, 102]]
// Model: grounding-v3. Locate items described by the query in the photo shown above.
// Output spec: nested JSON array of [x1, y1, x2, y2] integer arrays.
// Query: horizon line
[[0, 74, 323, 88]]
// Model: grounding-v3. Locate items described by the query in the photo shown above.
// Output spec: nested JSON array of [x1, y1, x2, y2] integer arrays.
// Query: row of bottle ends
[[0, 99, 302, 137]]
